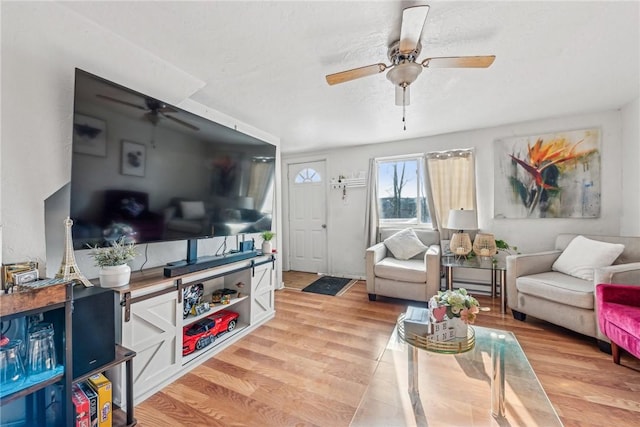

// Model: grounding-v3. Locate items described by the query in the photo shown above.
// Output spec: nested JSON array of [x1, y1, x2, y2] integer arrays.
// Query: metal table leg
[[407, 345, 427, 426], [446, 266, 453, 290], [491, 332, 506, 418], [408, 345, 419, 399], [491, 267, 497, 298], [500, 270, 507, 314]]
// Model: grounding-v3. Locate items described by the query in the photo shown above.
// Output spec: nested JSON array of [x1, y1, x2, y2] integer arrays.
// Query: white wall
[[283, 107, 639, 279], [1, 2, 283, 285], [620, 97, 640, 236]]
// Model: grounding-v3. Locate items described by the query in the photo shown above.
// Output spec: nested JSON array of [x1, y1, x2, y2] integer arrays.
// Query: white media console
[[106, 253, 276, 408]]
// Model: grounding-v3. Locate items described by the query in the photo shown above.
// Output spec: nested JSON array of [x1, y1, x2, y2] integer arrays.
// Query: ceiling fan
[[325, 5, 495, 129], [96, 94, 199, 131]]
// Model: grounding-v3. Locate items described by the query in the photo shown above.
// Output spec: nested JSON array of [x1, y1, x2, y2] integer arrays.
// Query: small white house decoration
[[431, 318, 455, 342]]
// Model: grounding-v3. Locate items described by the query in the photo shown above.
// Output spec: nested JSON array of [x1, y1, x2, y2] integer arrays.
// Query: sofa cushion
[[180, 201, 206, 220], [516, 271, 594, 309], [600, 302, 640, 336], [374, 257, 426, 283], [552, 235, 625, 281], [383, 228, 428, 260]]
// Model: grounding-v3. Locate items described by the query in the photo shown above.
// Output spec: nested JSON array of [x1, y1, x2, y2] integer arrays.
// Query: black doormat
[[301, 276, 355, 296]]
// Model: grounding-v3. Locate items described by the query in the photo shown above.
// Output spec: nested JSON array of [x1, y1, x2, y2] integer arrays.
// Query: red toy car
[[182, 309, 239, 356]]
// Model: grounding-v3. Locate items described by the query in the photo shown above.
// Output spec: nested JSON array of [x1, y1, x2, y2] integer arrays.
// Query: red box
[[77, 381, 99, 427], [71, 383, 90, 427]]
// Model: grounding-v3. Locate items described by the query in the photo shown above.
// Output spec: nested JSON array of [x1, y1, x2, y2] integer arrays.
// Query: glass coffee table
[[441, 255, 508, 313], [351, 322, 563, 427]]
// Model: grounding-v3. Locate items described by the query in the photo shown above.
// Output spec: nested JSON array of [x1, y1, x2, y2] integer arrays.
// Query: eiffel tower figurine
[[55, 217, 93, 287]]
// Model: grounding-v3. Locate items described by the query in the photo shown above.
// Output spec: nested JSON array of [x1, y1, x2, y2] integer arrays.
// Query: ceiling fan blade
[[395, 85, 411, 106], [421, 55, 496, 68], [325, 63, 387, 85], [96, 94, 146, 110], [145, 98, 178, 114], [163, 113, 199, 131], [399, 5, 430, 54], [158, 106, 178, 114]]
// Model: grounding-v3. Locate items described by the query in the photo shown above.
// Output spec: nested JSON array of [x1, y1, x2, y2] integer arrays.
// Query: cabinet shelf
[[182, 295, 248, 326], [0, 369, 64, 404], [73, 345, 135, 383], [181, 322, 249, 366]]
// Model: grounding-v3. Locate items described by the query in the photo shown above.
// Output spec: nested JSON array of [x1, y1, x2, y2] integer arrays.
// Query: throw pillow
[[120, 197, 145, 218], [552, 235, 625, 281], [180, 201, 206, 220], [383, 228, 428, 260]]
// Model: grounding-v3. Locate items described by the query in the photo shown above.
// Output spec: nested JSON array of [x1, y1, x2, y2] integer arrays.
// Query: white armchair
[[506, 233, 640, 342], [365, 228, 441, 302]]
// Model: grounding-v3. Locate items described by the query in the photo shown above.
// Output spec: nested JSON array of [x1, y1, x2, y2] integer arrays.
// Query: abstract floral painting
[[494, 128, 600, 219]]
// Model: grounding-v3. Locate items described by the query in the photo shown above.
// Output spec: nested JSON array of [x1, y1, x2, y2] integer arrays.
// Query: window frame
[[375, 154, 431, 228]]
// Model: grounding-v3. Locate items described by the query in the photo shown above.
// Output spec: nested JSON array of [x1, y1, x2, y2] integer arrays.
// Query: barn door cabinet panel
[[112, 277, 181, 407], [251, 257, 276, 324]]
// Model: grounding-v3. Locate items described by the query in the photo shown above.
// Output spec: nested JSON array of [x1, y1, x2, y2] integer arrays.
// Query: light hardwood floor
[[134, 273, 640, 426]]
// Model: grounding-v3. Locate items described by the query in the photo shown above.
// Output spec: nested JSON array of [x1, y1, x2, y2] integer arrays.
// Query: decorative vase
[[262, 241, 272, 254], [450, 317, 468, 338], [99, 264, 131, 288]]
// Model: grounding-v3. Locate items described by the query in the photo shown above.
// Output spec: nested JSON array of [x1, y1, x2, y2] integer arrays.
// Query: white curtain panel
[[426, 149, 477, 236], [364, 158, 379, 249]]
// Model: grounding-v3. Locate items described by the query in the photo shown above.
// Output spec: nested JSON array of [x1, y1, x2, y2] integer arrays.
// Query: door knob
[[321, 224, 327, 229]]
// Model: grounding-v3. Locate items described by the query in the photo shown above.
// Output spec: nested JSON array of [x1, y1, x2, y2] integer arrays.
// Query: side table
[[441, 255, 507, 313]]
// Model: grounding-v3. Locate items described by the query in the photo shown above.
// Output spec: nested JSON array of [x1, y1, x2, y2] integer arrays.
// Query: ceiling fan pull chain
[[402, 85, 407, 131]]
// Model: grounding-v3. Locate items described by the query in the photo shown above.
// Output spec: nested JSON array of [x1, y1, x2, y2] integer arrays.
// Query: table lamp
[[447, 209, 478, 258]]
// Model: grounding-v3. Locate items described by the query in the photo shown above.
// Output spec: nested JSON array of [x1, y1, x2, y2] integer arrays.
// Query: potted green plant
[[88, 237, 138, 287], [260, 231, 275, 255]]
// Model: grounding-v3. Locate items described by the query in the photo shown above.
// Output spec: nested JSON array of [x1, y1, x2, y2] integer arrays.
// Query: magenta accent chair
[[596, 283, 640, 364]]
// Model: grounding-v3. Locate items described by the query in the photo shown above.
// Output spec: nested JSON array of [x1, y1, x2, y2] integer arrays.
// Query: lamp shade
[[447, 209, 478, 231]]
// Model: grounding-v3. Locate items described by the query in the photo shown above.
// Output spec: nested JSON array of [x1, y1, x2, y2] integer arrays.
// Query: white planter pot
[[262, 241, 272, 255], [99, 264, 131, 288]]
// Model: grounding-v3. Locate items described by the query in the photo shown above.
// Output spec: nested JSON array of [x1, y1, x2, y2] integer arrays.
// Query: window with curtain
[[376, 155, 431, 226], [364, 150, 475, 249]]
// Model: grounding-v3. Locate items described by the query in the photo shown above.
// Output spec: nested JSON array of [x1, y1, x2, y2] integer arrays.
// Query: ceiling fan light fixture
[[386, 61, 422, 87]]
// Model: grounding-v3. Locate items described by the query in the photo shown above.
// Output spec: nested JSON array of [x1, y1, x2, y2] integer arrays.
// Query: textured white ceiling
[[61, 1, 639, 153]]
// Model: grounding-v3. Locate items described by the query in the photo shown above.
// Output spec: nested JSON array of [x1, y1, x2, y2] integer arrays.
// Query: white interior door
[[288, 160, 328, 273]]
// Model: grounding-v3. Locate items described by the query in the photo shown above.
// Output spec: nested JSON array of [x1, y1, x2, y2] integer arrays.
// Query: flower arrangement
[[433, 288, 480, 324], [88, 237, 138, 267]]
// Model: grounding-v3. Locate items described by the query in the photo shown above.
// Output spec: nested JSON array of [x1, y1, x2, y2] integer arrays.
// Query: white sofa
[[365, 228, 441, 302], [506, 233, 640, 342]]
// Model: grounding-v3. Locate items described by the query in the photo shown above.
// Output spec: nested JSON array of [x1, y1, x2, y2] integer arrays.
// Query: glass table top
[[351, 325, 562, 427], [441, 254, 507, 271]]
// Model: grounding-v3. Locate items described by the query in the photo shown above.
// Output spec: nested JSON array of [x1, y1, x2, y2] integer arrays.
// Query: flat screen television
[[70, 69, 276, 257]]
